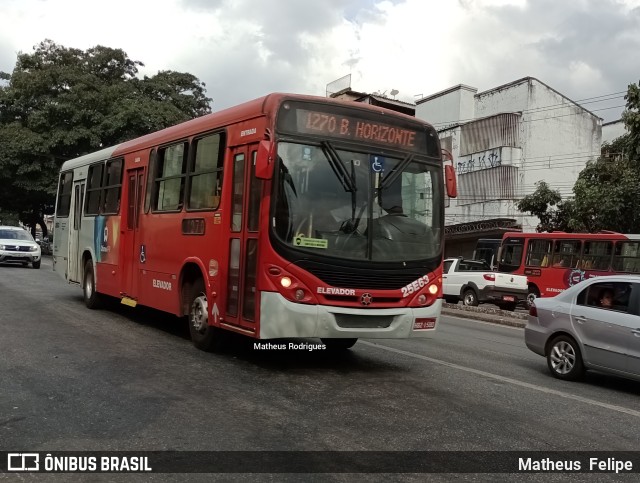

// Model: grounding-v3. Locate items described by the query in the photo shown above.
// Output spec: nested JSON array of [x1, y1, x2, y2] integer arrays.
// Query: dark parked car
[[525, 275, 640, 382]]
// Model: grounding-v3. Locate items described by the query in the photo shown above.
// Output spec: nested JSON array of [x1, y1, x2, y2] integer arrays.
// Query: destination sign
[[276, 102, 436, 155]]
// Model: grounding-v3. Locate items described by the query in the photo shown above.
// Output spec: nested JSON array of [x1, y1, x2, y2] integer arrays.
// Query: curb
[[441, 303, 527, 328]]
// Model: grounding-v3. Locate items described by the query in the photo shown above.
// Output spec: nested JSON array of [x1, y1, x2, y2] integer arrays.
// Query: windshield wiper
[[379, 153, 414, 191], [320, 141, 357, 193]]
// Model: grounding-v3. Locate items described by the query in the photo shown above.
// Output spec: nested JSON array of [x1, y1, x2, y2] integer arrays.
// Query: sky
[[0, 0, 639, 122]]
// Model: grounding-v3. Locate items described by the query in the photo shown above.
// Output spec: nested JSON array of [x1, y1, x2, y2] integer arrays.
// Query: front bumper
[[259, 291, 442, 339], [0, 250, 41, 263]]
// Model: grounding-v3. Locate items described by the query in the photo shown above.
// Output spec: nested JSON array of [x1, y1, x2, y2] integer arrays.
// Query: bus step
[[121, 297, 138, 307]]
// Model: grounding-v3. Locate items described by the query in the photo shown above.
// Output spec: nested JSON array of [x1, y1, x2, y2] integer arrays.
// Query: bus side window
[[103, 159, 123, 215], [154, 142, 188, 212], [188, 133, 224, 211]]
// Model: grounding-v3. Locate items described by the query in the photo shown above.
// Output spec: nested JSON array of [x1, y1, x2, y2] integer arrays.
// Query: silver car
[[0, 226, 42, 269], [525, 275, 640, 381]]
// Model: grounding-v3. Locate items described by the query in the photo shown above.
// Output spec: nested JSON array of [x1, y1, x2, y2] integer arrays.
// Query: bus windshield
[[272, 141, 443, 262]]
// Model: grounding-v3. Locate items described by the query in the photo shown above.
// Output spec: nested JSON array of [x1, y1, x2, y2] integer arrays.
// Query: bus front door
[[68, 180, 85, 283], [122, 167, 145, 301], [224, 144, 261, 332]]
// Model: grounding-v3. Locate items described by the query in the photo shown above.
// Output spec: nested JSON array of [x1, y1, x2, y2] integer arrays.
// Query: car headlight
[[30, 245, 39, 252], [0, 245, 5, 250]]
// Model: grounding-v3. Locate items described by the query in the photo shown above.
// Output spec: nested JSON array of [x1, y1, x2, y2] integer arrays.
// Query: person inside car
[[598, 288, 614, 309]]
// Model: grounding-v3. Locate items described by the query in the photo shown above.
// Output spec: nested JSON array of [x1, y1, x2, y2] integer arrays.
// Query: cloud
[[0, 0, 637, 121]]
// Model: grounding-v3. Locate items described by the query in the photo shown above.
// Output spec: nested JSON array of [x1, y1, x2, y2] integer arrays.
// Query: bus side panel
[[91, 215, 122, 297], [134, 213, 188, 316], [53, 217, 70, 280]]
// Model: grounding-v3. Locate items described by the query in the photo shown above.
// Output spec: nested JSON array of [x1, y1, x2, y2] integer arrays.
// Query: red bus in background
[[497, 231, 640, 306], [54, 93, 457, 351]]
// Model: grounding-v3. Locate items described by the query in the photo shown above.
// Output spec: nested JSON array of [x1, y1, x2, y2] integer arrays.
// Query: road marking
[[362, 341, 640, 419], [443, 313, 524, 330]]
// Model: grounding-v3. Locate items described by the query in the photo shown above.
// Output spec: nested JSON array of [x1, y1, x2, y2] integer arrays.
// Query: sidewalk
[[441, 302, 527, 328]]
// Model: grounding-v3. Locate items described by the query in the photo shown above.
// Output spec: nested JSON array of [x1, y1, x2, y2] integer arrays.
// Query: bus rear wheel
[[83, 259, 102, 309], [188, 279, 223, 352], [527, 285, 540, 308], [321, 338, 358, 350]]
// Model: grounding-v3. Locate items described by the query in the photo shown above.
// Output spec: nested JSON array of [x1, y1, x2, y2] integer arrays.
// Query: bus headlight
[[280, 277, 292, 288]]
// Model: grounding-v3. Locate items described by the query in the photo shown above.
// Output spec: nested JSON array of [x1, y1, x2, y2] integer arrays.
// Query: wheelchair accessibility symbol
[[370, 155, 384, 173]]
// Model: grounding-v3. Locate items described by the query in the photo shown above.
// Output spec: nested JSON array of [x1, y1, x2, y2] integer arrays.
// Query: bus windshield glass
[[272, 141, 443, 262]]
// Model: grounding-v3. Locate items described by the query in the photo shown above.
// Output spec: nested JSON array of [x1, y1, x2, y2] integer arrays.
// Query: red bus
[[53, 93, 456, 351], [497, 231, 640, 305]]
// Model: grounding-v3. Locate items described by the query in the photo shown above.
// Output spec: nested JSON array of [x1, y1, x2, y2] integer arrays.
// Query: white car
[[0, 226, 42, 269]]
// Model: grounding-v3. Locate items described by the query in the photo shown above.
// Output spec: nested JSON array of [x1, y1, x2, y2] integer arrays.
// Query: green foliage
[[623, 81, 640, 164], [571, 157, 640, 233], [516, 181, 574, 232], [0, 39, 212, 231], [518, 80, 640, 234]]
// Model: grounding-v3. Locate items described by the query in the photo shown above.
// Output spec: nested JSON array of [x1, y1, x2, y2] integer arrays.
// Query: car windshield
[[272, 141, 443, 262], [0, 229, 34, 241]]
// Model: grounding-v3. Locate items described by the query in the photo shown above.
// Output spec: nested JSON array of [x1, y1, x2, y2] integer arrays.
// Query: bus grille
[[295, 261, 427, 290]]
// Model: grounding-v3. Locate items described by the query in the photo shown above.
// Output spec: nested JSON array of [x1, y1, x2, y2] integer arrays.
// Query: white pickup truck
[[443, 257, 528, 311]]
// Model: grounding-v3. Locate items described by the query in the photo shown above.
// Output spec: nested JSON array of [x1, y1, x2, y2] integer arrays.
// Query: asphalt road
[[1, 258, 640, 480]]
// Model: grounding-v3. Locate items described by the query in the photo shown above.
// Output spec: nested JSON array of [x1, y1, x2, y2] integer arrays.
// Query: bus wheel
[[188, 279, 222, 352], [462, 289, 479, 307], [321, 338, 358, 350], [527, 286, 540, 308], [83, 259, 102, 309]]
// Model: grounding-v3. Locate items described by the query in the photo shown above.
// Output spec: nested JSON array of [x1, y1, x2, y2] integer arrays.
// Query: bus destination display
[[277, 104, 431, 153]]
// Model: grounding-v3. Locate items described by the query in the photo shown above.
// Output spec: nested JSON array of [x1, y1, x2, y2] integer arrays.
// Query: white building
[[415, 77, 602, 257]]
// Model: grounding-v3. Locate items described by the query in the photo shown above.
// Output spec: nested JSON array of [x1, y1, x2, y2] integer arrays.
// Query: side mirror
[[442, 149, 457, 198], [256, 140, 275, 180], [444, 165, 457, 198]]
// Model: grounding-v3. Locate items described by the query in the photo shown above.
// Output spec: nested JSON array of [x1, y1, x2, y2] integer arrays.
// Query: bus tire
[[462, 288, 479, 307], [321, 338, 358, 350], [83, 259, 102, 309], [527, 285, 540, 308], [188, 279, 222, 352]]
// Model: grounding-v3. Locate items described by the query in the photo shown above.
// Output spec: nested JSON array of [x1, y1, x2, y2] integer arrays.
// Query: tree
[[0, 40, 212, 235], [516, 181, 576, 232], [517, 80, 640, 233], [623, 81, 640, 166]]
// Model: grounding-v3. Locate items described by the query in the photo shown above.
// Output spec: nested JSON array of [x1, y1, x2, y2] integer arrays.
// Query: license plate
[[503, 295, 515, 302]]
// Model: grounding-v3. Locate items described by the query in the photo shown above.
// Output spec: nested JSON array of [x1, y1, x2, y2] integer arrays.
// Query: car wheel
[[546, 335, 585, 381], [32, 260, 41, 269], [321, 338, 358, 350], [188, 279, 224, 352], [83, 259, 102, 309], [462, 289, 479, 307]]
